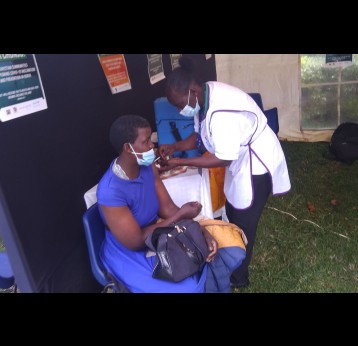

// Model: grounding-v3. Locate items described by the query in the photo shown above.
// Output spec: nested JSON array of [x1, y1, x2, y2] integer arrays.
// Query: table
[[161, 167, 213, 218], [84, 167, 224, 219]]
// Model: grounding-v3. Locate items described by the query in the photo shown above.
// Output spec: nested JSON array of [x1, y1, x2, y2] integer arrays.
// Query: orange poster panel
[[98, 54, 131, 94]]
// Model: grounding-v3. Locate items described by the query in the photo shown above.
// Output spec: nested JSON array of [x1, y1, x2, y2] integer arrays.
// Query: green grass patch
[[234, 141, 358, 293]]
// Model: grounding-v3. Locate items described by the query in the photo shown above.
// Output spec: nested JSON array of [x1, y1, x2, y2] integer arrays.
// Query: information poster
[[0, 54, 47, 122], [326, 54, 352, 68], [147, 54, 165, 85], [98, 54, 131, 94], [170, 54, 182, 70]]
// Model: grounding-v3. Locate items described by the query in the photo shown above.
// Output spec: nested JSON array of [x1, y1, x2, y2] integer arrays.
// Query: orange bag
[[202, 152, 226, 212]]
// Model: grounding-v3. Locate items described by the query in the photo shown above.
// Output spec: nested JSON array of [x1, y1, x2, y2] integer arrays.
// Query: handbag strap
[[176, 230, 205, 264]]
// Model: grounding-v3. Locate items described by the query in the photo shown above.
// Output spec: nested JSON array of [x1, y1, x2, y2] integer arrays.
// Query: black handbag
[[145, 219, 210, 282]]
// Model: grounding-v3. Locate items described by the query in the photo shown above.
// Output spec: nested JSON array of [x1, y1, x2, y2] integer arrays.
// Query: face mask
[[179, 90, 200, 117], [128, 143, 155, 166]]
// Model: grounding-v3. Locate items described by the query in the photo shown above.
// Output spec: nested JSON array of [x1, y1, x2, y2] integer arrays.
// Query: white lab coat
[[200, 81, 291, 209]]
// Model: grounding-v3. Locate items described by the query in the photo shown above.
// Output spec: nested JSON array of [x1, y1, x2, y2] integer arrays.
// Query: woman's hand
[[157, 157, 181, 172], [159, 144, 176, 160], [202, 227, 218, 262], [178, 201, 202, 219]]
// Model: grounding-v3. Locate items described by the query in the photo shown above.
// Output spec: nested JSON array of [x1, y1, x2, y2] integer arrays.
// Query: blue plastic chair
[[248, 93, 279, 135], [248, 93, 264, 112], [82, 203, 130, 293], [0, 251, 15, 290]]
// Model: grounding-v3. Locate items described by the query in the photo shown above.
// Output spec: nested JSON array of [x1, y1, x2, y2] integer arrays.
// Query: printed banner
[[147, 54, 165, 85], [325, 54, 352, 68], [170, 54, 182, 70], [0, 54, 47, 122], [98, 54, 131, 94]]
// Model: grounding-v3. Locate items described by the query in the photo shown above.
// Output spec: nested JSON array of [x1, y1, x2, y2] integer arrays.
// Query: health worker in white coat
[[158, 56, 291, 289]]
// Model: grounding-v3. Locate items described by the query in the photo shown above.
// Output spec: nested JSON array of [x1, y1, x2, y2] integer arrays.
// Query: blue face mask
[[179, 90, 200, 117], [128, 143, 155, 166]]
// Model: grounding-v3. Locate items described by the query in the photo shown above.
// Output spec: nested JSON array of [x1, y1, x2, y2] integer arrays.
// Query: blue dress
[[97, 160, 207, 293]]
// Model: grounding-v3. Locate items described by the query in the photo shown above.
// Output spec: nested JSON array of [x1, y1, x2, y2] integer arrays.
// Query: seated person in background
[[97, 114, 217, 293]]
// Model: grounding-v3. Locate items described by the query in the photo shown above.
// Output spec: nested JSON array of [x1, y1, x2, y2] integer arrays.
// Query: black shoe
[[230, 279, 250, 289]]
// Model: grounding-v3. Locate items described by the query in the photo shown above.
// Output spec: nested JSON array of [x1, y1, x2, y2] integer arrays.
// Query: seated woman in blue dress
[[97, 114, 218, 293]]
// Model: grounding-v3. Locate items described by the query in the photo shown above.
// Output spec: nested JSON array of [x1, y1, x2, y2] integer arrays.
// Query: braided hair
[[165, 56, 203, 94]]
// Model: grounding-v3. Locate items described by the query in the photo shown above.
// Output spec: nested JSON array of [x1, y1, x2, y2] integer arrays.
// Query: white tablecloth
[[83, 167, 224, 219], [161, 168, 213, 218], [83, 184, 99, 210]]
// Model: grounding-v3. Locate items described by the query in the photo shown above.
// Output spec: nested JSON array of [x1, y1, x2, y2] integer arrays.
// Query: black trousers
[[225, 173, 272, 285]]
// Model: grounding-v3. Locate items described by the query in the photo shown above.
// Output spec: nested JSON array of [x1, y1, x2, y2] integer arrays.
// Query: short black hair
[[165, 56, 202, 94], [109, 115, 150, 154]]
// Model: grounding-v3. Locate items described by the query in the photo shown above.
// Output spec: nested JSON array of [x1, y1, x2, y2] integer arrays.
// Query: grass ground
[[234, 141, 358, 293]]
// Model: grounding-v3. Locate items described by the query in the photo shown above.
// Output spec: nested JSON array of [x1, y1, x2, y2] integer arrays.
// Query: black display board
[[0, 54, 216, 292]]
